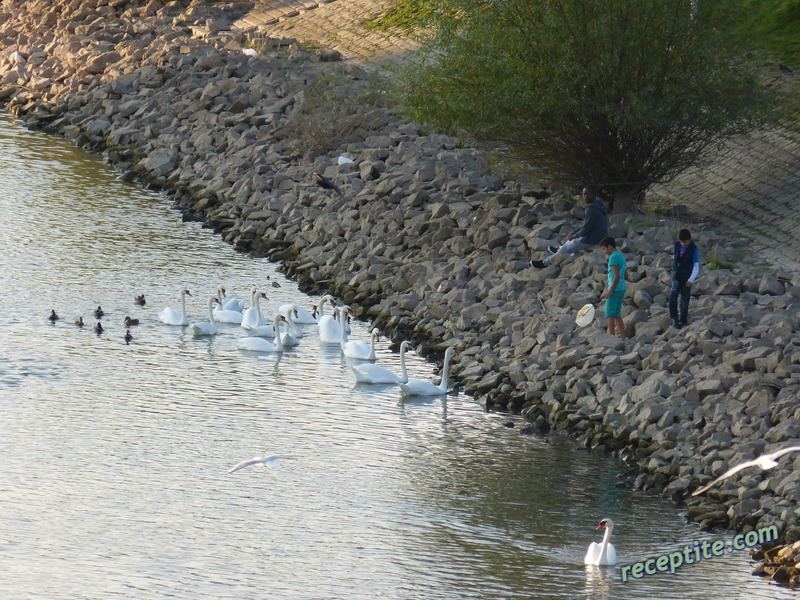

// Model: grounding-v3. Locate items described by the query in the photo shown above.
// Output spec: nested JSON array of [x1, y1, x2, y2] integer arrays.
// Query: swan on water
[[279, 301, 317, 325], [341, 318, 379, 360], [124, 329, 133, 344], [94, 306, 104, 319], [158, 290, 192, 326], [135, 294, 146, 306], [48, 309, 59, 322], [584, 518, 617, 566], [319, 300, 346, 343], [237, 315, 286, 352], [352, 340, 413, 384], [276, 305, 302, 346], [227, 455, 291, 474], [94, 322, 104, 334], [188, 296, 220, 337], [400, 347, 457, 396], [691, 445, 800, 496], [217, 284, 245, 312], [74, 316, 84, 327], [242, 288, 270, 330]]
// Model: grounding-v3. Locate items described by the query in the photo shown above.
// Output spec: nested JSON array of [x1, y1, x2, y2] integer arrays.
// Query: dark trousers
[[669, 279, 691, 323]]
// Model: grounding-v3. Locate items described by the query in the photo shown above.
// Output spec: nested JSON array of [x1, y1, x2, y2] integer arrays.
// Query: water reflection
[[0, 112, 792, 600]]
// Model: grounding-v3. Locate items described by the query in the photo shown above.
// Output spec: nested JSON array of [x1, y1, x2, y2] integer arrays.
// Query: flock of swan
[[48, 286, 458, 398]]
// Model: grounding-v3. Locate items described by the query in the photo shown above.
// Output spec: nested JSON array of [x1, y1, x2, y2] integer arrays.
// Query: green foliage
[[361, 0, 434, 33], [699, 0, 800, 66], [400, 0, 775, 212]]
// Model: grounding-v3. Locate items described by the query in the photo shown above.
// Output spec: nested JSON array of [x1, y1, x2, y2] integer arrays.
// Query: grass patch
[[360, 0, 433, 34]]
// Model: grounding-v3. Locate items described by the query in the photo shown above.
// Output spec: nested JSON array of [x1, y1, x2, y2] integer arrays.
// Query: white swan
[[584, 519, 617, 566], [217, 285, 245, 312], [342, 321, 379, 360], [237, 315, 285, 352], [241, 289, 269, 330], [279, 302, 317, 324], [188, 296, 219, 337], [352, 340, 413, 384], [276, 305, 302, 346], [213, 285, 245, 324], [400, 347, 457, 396], [158, 289, 192, 326], [319, 300, 345, 343]]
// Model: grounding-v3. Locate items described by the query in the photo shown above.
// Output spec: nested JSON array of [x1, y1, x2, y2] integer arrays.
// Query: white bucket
[[575, 304, 595, 327]]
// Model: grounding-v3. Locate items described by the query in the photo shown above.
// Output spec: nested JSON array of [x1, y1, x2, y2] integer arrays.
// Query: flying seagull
[[227, 455, 291, 474], [691, 446, 800, 496], [313, 172, 343, 197]]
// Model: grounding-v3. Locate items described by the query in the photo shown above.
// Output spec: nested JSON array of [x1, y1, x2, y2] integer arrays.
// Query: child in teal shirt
[[600, 237, 626, 339]]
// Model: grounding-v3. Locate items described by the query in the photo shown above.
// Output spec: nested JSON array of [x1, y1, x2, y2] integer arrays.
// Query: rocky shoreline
[[2, 0, 799, 575]]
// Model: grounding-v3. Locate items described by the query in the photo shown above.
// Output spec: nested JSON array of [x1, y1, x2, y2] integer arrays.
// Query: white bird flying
[[691, 446, 800, 496], [227, 455, 291, 474]]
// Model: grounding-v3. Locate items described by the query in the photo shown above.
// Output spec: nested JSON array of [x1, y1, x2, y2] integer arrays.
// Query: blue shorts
[[605, 290, 625, 318]]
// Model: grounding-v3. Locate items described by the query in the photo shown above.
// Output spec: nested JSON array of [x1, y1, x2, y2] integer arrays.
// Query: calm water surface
[[0, 112, 793, 599]]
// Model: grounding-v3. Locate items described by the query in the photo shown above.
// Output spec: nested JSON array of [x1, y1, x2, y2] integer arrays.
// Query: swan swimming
[[400, 347, 457, 396], [341, 317, 379, 360], [276, 305, 302, 346], [188, 296, 219, 337], [237, 315, 286, 352], [217, 284, 245, 312], [158, 289, 192, 326], [227, 455, 291, 474], [242, 288, 271, 331], [319, 300, 346, 343], [352, 340, 413, 384], [584, 518, 617, 566], [691, 445, 800, 496]]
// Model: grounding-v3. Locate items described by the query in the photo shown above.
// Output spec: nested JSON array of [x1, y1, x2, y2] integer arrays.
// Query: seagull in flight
[[691, 446, 800, 496], [227, 455, 291, 474]]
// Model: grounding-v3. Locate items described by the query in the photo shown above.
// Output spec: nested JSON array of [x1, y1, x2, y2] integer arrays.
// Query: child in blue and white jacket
[[670, 229, 700, 329]]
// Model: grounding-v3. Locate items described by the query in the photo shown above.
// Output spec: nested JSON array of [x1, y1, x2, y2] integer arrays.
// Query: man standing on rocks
[[669, 228, 700, 329], [530, 186, 609, 268]]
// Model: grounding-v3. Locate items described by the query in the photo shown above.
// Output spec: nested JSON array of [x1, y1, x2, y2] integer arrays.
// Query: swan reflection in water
[[583, 562, 613, 600]]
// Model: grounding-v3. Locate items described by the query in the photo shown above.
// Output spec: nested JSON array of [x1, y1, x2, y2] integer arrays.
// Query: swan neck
[[440, 351, 452, 389], [399, 345, 408, 378], [208, 297, 216, 324]]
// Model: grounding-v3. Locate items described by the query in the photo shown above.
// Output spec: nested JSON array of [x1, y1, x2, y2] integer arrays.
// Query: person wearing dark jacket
[[669, 228, 700, 329], [531, 186, 609, 268]]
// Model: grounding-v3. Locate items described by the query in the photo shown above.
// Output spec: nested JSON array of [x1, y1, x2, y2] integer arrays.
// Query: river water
[[0, 112, 793, 600]]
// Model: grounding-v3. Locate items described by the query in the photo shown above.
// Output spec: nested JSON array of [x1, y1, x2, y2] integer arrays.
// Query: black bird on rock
[[313, 172, 343, 197]]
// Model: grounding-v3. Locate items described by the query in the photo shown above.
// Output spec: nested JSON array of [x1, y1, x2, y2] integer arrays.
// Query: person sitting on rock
[[530, 185, 608, 268]]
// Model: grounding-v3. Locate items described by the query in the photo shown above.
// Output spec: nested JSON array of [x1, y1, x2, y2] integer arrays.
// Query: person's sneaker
[[548, 245, 559, 254], [678, 321, 688, 328], [530, 260, 546, 268], [672, 320, 683, 329]]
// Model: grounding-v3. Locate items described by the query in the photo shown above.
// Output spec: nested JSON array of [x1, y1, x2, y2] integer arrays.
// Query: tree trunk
[[612, 186, 636, 214]]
